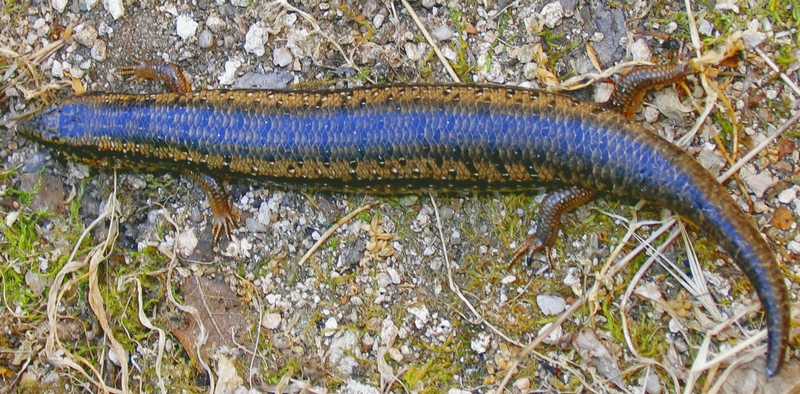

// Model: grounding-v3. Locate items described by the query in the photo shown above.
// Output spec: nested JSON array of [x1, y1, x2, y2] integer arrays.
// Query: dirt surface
[[1, 0, 799, 392]]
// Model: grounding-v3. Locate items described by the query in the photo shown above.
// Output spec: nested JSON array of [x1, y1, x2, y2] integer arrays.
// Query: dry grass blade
[[495, 209, 650, 392], [44, 175, 123, 393], [117, 277, 167, 394], [297, 200, 379, 266], [266, 0, 356, 70], [684, 303, 765, 393], [556, 60, 654, 91], [86, 188, 128, 393], [618, 221, 683, 389], [0, 36, 67, 110], [400, 0, 461, 83], [428, 194, 523, 346], [165, 265, 215, 393]]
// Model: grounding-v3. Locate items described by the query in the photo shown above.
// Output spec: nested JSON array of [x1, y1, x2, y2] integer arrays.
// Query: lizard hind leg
[[184, 170, 239, 243], [119, 60, 192, 94], [511, 187, 596, 267]]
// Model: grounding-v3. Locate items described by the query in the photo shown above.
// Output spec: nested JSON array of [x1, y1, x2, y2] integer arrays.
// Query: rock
[[431, 25, 454, 41], [387, 267, 401, 284], [742, 20, 766, 50], [206, 15, 226, 33], [233, 71, 293, 90], [630, 38, 652, 62], [697, 148, 726, 176], [404, 42, 425, 61], [772, 207, 794, 231], [218, 58, 242, 85], [52, 0, 68, 12], [373, 13, 385, 29], [699, 19, 714, 36], [407, 305, 429, 328], [90, 40, 107, 61], [714, 0, 739, 13], [513, 377, 531, 390], [74, 24, 98, 47], [198, 29, 213, 48], [272, 47, 292, 67], [387, 347, 403, 362], [324, 316, 338, 336], [103, 0, 125, 19], [778, 188, 797, 204], [380, 318, 398, 347], [421, 0, 437, 8], [79, 0, 98, 11], [440, 206, 454, 220], [541, 2, 564, 28], [789, 240, 800, 254], [644, 106, 660, 123], [470, 332, 491, 354], [643, 373, 662, 394], [635, 282, 662, 301], [176, 14, 198, 40], [594, 82, 614, 103], [742, 165, 778, 198], [537, 294, 567, 315], [175, 229, 198, 257], [244, 22, 268, 56], [261, 313, 282, 330], [538, 322, 563, 345], [328, 330, 358, 375], [589, 1, 626, 66], [376, 273, 392, 288], [343, 379, 380, 394]]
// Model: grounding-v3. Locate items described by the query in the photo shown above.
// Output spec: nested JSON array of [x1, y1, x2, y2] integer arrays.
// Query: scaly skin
[[18, 82, 789, 376]]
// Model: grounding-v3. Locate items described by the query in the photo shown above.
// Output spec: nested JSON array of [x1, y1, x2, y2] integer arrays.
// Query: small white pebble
[[387, 347, 403, 362], [244, 23, 268, 56], [324, 317, 338, 336], [778, 188, 798, 204], [470, 332, 491, 354], [513, 377, 531, 390], [261, 313, 282, 330], [699, 19, 714, 36], [500, 275, 516, 284], [643, 373, 662, 394], [538, 322, 563, 345], [175, 14, 198, 40], [536, 294, 567, 315], [272, 47, 293, 67], [630, 38, 652, 62], [104, 0, 124, 19], [540, 1, 564, 28], [788, 240, 800, 254], [668, 318, 682, 333]]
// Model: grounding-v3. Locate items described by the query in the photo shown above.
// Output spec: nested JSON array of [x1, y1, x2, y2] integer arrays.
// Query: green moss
[[536, 29, 581, 70], [401, 335, 462, 391], [447, 10, 475, 82]]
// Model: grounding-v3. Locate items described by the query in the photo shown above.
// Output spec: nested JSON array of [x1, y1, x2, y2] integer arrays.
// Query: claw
[[510, 233, 546, 266], [211, 209, 239, 243]]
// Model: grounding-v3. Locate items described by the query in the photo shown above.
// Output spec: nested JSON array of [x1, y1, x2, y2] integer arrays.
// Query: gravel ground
[[1, 0, 799, 392]]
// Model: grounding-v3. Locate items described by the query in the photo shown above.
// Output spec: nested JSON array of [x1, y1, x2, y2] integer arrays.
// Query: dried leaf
[[572, 328, 625, 388], [170, 276, 252, 366]]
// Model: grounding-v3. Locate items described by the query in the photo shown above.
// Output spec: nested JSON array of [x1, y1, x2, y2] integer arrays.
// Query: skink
[[16, 63, 790, 376]]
